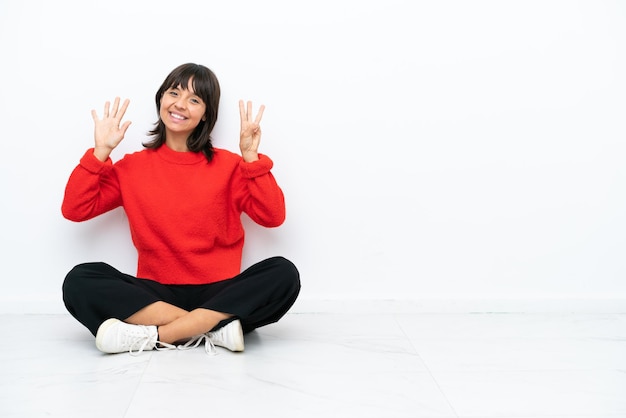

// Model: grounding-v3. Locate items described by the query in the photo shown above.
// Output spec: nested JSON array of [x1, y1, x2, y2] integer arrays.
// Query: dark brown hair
[[144, 63, 221, 162]]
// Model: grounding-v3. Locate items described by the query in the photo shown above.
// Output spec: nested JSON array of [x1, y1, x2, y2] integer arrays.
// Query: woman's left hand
[[239, 100, 265, 162]]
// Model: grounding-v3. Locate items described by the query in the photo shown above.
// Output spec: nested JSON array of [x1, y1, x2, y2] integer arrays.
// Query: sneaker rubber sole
[[95, 318, 122, 353]]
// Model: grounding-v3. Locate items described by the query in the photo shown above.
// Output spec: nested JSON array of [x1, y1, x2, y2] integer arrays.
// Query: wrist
[[93, 146, 112, 162], [241, 151, 259, 163]]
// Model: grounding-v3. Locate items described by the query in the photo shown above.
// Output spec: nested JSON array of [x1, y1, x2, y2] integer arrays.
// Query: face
[[159, 79, 207, 138]]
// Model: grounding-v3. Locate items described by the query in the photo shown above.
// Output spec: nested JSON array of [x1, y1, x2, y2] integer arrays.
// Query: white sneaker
[[95, 318, 159, 355], [177, 320, 244, 355], [208, 319, 244, 352]]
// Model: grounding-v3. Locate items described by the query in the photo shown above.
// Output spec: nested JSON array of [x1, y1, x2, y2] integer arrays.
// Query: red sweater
[[62, 145, 286, 284]]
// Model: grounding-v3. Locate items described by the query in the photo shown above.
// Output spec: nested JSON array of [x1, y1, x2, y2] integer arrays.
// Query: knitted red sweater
[[62, 145, 286, 284]]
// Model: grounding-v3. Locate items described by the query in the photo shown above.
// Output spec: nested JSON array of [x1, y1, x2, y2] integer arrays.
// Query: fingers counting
[[92, 97, 132, 162], [238, 99, 265, 162], [95, 97, 130, 121], [239, 100, 265, 126]]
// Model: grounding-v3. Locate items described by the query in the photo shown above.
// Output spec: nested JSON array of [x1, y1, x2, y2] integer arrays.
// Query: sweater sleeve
[[236, 154, 286, 227], [61, 148, 123, 222]]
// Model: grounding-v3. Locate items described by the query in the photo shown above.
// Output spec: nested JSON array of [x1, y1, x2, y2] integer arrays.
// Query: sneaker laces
[[176, 334, 217, 356], [127, 333, 190, 356], [154, 341, 177, 352], [125, 325, 161, 356]]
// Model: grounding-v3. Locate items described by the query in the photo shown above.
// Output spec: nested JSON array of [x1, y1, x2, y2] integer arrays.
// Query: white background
[[1, 0, 625, 313]]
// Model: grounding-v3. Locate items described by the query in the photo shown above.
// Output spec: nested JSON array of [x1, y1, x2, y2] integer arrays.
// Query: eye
[[168, 90, 178, 97], [190, 98, 201, 104]]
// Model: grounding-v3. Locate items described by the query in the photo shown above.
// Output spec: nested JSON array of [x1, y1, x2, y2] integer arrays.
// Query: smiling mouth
[[170, 112, 187, 121]]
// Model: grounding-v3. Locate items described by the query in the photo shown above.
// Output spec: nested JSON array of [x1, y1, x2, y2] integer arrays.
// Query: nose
[[174, 97, 186, 109]]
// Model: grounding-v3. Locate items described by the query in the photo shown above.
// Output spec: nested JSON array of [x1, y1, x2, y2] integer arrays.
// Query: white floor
[[1, 312, 625, 418]]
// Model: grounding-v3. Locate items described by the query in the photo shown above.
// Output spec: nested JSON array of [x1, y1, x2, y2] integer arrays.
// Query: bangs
[[148, 63, 221, 162], [163, 64, 213, 103]]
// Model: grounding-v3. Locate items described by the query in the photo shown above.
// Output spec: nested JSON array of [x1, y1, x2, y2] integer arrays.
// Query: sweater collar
[[156, 144, 207, 165]]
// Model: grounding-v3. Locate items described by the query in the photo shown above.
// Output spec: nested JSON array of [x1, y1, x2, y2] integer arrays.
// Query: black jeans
[[62, 256, 301, 336]]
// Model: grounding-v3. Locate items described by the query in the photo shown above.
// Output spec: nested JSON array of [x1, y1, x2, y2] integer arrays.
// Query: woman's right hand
[[91, 97, 132, 162]]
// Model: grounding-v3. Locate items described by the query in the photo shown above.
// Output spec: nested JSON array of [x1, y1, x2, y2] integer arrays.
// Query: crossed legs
[[125, 301, 232, 344], [62, 257, 301, 350]]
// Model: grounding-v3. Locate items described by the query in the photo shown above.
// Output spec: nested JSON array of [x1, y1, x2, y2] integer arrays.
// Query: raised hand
[[239, 100, 265, 162], [92, 97, 132, 162]]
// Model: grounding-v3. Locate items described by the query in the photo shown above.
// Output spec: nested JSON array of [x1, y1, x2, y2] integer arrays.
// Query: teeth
[[170, 113, 185, 120]]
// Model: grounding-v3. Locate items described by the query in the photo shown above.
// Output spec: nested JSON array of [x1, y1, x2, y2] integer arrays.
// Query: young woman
[[61, 63, 300, 355]]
